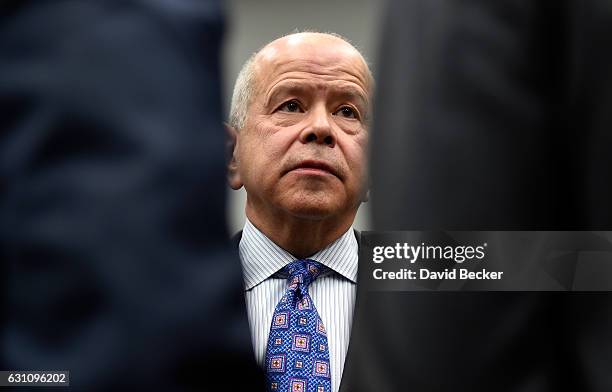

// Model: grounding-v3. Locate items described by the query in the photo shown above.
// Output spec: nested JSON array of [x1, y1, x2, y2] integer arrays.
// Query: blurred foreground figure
[[0, 1, 261, 390], [342, 1, 612, 391], [372, 0, 612, 229]]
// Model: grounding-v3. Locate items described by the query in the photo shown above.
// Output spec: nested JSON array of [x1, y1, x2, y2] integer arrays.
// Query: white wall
[[223, 0, 383, 233]]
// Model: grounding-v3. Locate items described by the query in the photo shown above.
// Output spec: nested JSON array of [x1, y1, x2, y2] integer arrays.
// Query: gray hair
[[228, 31, 374, 131], [228, 51, 258, 131]]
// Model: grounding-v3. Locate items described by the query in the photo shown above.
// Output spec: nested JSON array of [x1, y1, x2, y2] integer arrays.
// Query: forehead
[[253, 34, 371, 99]]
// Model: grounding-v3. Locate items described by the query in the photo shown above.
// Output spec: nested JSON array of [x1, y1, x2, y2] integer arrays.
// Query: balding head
[[227, 31, 371, 256], [229, 32, 373, 131]]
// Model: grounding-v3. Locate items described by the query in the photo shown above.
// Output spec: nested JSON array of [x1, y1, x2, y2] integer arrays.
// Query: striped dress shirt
[[239, 218, 358, 392]]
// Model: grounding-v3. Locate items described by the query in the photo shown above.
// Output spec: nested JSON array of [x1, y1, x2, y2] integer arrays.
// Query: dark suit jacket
[[346, 1, 612, 391], [0, 1, 261, 390]]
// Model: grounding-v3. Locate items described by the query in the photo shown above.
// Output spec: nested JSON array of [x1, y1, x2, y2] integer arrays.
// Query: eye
[[277, 99, 303, 113], [334, 106, 358, 119]]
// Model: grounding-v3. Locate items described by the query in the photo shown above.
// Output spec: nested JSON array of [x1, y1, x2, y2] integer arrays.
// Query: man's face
[[231, 34, 370, 222]]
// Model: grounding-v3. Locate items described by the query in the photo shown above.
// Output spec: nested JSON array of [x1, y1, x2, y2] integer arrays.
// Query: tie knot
[[284, 259, 325, 292]]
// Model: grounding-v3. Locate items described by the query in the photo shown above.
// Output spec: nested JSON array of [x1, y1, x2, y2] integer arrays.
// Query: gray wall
[[223, 0, 382, 233]]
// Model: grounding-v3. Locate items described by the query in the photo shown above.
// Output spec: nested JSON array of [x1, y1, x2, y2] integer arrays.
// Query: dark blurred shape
[[0, 0, 262, 390], [371, 0, 612, 230], [341, 1, 612, 391]]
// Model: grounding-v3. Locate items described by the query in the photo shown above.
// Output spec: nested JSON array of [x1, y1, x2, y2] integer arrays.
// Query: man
[[226, 32, 373, 392]]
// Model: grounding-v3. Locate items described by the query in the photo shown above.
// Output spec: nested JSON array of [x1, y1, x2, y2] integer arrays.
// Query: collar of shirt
[[239, 218, 358, 291]]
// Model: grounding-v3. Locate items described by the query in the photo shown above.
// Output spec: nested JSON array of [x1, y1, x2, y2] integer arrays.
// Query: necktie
[[265, 259, 332, 392]]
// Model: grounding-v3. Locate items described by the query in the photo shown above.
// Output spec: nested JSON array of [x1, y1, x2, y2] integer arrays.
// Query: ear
[[361, 188, 370, 203], [361, 176, 370, 203], [225, 124, 243, 190]]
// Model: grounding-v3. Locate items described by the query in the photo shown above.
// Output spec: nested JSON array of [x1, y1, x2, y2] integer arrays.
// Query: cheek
[[270, 113, 304, 128], [342, 134, 368, 175], [334, 118, 363, 136], [261, 123, 302, 158], [239, 127, 297, 176]]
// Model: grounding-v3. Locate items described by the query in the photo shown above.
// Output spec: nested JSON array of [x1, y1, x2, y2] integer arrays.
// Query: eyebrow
[[332, 88, 369, 109], [265, 83, 308, 107], [265, 81, 369, 109]]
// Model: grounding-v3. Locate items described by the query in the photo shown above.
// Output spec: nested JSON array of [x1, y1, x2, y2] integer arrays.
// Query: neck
[[245, 203, 356, 259]]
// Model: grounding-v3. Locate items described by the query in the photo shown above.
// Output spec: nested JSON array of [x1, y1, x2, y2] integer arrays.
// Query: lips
[[286, 160, 340, 178]]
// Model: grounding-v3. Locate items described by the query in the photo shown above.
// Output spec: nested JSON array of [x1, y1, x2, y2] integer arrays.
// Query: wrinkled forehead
[[252, 34, 372, 97]]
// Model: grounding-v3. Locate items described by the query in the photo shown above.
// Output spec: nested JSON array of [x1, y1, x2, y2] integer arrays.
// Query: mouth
[[286, 160, 341, 179]]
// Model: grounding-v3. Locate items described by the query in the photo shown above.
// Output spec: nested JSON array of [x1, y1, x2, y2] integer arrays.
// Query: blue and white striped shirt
[[239, 218, 358, 392]]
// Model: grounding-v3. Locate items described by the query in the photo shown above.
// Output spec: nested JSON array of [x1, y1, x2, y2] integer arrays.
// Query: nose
[[299, 106, 336, 147]]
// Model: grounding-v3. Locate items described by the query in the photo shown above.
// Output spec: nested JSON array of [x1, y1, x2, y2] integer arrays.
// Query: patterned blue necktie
[[265, 259, 331, 392]]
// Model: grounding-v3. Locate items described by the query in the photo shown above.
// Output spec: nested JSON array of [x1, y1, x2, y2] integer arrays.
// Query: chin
[[282, 198, 340, 220], [286, 204, 334, 220], [276, 188, 349, 220]]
